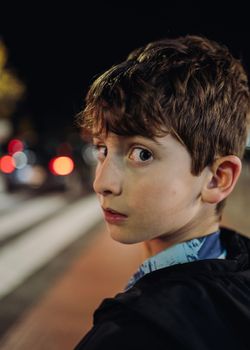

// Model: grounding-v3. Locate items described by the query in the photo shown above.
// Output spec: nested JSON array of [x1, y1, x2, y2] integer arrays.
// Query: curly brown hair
[[78, 35, 250, 217]]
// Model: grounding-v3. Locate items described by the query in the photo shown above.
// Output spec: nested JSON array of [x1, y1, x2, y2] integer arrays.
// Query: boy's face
[[92, 131, 215, 245]]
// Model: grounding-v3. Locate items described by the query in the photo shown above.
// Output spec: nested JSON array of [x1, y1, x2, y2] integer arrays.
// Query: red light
[[0, 155, 15, 173], [8, 139, 24, 155], [49, 156, 74, 176]]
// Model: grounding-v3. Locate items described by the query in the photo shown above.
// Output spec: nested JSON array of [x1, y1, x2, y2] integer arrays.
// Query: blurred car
[[0, 137, 94, 195]]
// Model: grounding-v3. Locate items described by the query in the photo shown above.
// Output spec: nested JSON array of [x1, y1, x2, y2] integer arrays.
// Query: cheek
[[128, 175, 178, 210], [129, 173, 196, 215]]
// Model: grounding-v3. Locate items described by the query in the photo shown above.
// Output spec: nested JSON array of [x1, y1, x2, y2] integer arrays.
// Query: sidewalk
[[0, 222, 143, 350]]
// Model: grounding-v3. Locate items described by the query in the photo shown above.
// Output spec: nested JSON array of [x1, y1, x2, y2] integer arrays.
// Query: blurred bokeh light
[[49, 156, 74, 176]]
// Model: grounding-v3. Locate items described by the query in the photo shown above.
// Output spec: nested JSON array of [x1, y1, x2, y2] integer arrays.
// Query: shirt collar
[[125, 230, 226, 291]]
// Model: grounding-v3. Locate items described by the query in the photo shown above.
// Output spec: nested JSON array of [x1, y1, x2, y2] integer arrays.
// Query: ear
[[201, 155, 242, 204]]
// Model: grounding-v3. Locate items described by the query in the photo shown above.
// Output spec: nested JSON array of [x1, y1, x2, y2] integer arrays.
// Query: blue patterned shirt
[[125, 230, 227, 291]]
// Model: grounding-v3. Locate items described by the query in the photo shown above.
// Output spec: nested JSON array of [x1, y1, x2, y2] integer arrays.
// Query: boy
[[75, 35, 250, 349]]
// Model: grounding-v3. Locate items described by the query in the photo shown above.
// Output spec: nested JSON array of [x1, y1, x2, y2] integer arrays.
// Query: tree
[[0, 39, 26, 143]]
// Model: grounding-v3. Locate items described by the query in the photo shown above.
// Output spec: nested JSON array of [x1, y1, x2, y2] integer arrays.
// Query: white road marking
[[0, 194, 102, 299], [0, 192, 29, 213], [0, 193, 69, 241]]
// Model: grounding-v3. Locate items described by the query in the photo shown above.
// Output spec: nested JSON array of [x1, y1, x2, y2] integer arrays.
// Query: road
[[0, 189, 142, 349]]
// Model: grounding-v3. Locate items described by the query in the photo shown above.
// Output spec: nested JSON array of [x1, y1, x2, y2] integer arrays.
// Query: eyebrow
[[92, 134, 165, 147]]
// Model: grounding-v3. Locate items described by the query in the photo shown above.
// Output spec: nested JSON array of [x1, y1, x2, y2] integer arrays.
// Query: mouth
[[102, 207, 128, 224], [102, 207, 128, 217]]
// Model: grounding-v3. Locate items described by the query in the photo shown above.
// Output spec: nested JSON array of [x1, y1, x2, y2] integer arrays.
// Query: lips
[[102, 207, 128, 224], [103, 207, 127, 217]]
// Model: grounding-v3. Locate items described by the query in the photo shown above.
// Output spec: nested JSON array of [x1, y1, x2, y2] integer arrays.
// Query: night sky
[[1, 2, 250, 143]]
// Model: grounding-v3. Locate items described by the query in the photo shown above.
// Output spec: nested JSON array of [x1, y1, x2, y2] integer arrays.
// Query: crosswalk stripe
[[0, 194, 102, 299], [0, 193, 69, 241], [0, 192, 30, 214]]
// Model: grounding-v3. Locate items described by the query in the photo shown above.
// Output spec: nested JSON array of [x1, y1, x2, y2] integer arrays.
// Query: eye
[[129, 147, 153, 163], [92, 144, 107, 160]]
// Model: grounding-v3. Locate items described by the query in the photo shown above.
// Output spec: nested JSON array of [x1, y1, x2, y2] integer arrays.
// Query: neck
[[143, 220, 220, 259]]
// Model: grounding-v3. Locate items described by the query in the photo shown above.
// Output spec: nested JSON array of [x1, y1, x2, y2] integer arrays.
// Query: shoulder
[[74, 320, 131, 350], [74, 294, 179, 350], [74, 279, 204, 350], [74, 317, 173, 350]]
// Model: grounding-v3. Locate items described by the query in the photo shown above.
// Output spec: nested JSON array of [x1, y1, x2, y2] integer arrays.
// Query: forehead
[[92, 131, 187, 154]]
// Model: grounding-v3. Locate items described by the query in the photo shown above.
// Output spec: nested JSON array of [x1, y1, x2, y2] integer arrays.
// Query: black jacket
[[75, 227, 250, 350]]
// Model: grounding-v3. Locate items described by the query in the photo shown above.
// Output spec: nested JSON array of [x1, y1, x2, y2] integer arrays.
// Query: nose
[[93, 157, 123, 196]]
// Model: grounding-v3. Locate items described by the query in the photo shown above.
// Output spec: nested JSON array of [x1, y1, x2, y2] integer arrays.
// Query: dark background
[[0, 2, 249, 143]]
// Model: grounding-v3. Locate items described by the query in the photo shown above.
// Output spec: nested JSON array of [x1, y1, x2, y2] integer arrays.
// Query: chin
[[109, 229, 138, 245], [111, 234, 135, 245]]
